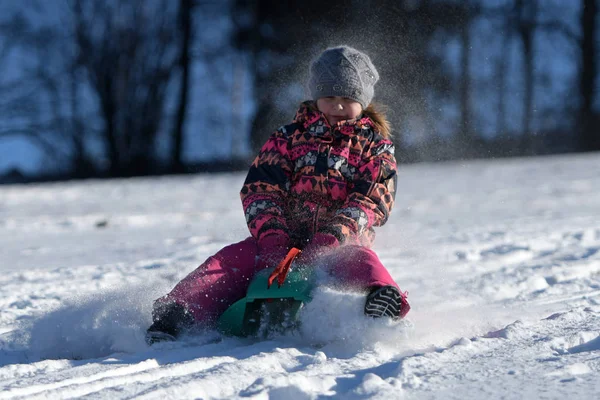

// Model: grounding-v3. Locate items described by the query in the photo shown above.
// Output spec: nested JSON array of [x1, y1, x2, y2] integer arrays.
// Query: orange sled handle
[[267, 247, 302, 288]]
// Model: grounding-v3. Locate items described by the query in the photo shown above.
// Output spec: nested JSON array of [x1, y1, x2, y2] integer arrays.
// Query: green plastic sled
[[216, 266, 316, 337]]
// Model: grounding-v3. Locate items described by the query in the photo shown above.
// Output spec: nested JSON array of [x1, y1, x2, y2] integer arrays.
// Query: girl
[[147, 46, 410, 343]]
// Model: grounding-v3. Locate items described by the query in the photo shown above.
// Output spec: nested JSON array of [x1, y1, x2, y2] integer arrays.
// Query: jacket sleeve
[[320, 138, 397, 244], [240, 127, 293, 248]]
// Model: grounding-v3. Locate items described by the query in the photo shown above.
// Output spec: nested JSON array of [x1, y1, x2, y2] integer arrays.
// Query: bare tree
[[170, 0, 194, 173], [1, 0, 188, 178], [72, 0, 180, 176], [0, 7, 94, 175], [496, 10, 512, 139], [459, 3, 474, 145], [579, 0, 599, 151], [516, 0, 537, 154]]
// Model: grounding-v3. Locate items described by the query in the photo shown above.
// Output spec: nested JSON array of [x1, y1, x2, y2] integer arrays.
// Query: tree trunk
[[579, 0, 598, 151], [70, 67, 91, 177], [496, 19, 511, 138], [517, 0, 537, 155], [172, 0, 193, 173], [459, 19, 472, 148]]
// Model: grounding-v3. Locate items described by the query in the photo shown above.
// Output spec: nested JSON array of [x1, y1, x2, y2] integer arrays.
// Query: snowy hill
[[1, 153, 600, 399]]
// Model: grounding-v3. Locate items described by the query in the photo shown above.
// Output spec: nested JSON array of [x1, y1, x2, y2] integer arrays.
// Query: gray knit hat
[[308, 46, 379, 109]]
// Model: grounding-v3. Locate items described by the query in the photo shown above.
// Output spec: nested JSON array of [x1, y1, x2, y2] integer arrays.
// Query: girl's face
[[316, 96, 363, 125]]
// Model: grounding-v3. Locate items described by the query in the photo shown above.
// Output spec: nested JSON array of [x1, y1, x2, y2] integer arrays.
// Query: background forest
[[0, 0, 597, 183]]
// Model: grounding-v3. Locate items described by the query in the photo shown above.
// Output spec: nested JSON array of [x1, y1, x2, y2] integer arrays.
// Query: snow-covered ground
[[1, 153, 600, 399]]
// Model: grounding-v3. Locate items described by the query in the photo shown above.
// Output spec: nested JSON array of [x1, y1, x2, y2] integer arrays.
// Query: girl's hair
[[306, 101, 392, 139], [363, 103, 392, 139]]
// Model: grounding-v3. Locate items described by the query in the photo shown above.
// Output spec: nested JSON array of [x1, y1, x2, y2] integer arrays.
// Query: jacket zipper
[[313, 138, 333, 235]]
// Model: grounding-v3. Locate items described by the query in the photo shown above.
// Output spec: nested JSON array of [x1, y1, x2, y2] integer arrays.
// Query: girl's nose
[[334, 103, 343, 111]]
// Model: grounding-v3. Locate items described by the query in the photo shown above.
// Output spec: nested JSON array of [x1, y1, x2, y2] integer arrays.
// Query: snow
[[1, 152, 600, 399]]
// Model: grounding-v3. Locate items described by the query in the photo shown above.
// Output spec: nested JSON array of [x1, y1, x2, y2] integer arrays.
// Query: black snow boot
[[145, 302, 195, 345], [364, 286, 403, 319]]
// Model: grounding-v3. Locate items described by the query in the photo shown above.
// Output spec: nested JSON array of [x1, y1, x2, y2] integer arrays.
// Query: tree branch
[[537, 20, 580, 45], [0, 126, 64, 158]]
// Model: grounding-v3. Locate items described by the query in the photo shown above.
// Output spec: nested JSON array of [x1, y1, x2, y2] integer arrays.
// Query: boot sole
[[364, 286, 402, 319]]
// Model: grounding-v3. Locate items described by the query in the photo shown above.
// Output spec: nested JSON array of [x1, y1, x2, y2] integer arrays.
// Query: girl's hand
[[256, 235, 290, 269], [296, 233, 339, 266]]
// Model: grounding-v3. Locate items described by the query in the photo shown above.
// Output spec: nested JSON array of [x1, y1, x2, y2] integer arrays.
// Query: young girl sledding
[[146, 46, 410, 343]]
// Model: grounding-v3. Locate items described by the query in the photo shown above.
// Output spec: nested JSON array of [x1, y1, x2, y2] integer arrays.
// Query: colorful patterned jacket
[[240, 101, 397, 250]]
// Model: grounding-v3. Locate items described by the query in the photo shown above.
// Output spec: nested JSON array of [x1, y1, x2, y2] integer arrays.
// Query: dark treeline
[[0, 0, 598, 184]]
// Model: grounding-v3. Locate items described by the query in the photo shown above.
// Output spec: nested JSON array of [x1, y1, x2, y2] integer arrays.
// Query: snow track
[[1, 153, 600, 398]]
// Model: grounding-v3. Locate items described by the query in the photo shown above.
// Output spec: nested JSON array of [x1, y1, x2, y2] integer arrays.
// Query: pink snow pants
[[157, 237, 399, 324]]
